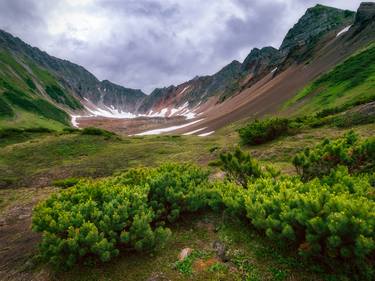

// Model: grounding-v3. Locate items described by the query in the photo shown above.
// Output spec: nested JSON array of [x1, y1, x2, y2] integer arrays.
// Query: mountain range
[[0, 2, 374, 135]]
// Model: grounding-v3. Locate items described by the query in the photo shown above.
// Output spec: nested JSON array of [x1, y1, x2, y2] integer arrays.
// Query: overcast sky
[[0, 0, 364, 93]]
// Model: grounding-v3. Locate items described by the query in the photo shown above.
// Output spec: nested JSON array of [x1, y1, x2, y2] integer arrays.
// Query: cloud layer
[[0, 0, 363, 93]]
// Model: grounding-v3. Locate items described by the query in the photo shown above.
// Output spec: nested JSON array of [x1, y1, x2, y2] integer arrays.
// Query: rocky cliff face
[[355, 2, 375, 25], [279, 5, 355, 56]]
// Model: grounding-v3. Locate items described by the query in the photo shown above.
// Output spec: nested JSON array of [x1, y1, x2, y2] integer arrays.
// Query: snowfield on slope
[[134, 119, 204, 136]]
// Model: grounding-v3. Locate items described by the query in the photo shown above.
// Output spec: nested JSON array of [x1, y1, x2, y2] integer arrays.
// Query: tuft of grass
[[174, 250, 206, 275]]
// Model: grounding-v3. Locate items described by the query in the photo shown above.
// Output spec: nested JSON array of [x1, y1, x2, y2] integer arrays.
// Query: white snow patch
[[336, 25, 351, 37], [183, 127, 207, 135], [85, 105, 139, 119], [145, 102, 197, 120], [135, 119, 204, 136], [198, 131, 215, 137], [179, 86, 190, 95], [71, 115, 80, 128]]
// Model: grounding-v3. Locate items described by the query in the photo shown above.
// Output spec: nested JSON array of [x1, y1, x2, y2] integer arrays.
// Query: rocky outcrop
[[241, 47, 280, 73], [355, 2, 375, 25], [279, 5, 355, 57]]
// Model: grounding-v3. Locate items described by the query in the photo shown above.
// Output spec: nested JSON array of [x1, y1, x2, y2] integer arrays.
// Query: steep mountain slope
[[135, 4, 356, 118], [0, 2, 373, 132], [0, 30, 147, 128], [173, 2, 375, 135]]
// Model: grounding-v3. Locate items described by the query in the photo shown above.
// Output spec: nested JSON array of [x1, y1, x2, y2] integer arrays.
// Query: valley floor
[[0, 122, 374, 280]]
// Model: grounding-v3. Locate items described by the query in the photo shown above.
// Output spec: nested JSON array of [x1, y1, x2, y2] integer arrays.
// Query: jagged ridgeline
[[0, 2, 374, 130], [0, 29, 146, 129]]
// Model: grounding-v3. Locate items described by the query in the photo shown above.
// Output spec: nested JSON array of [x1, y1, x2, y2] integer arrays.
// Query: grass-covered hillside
[[284, 43, 375, 115], [0, 47, 83, 129]]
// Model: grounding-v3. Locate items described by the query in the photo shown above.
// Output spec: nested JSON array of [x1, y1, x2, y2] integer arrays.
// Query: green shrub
[[330, 112, 375, 128], [52, 177, 80, 188], [3, 89, 70, 125], [45, 85, 83, 110], [81, 127, 115, 138], [25, 77, 36, 90], [0, 127, 23, 138], [24, 127, 54, 133], [62, 127, 80, 133], [244, 168, 375, 279], [239, 118, 291, 145], [0, 95, 14, 117], [33, 179, 171, 269], [207, 181, 246, 217], [218, 148, 264, 187], [111, 163, 210, 223], [0, 127, 53, 138], [293, 131, 375, 181], [32, 163, 209, 268]]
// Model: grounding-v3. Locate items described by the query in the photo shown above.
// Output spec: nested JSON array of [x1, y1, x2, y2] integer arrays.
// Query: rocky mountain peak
[[355, 2, 375, 25], [279, 4, 355, 56], [241, 47, 280, 73]]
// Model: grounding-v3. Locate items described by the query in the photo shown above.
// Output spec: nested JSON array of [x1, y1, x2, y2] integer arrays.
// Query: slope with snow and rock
[[1, 2, 374, 136]]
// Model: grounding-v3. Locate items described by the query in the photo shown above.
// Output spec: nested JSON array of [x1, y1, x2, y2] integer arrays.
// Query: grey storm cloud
[[0, 0, 364, 93]]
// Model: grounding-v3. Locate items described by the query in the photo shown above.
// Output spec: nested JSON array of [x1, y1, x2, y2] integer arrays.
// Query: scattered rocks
[[178, 248, 192, 261]]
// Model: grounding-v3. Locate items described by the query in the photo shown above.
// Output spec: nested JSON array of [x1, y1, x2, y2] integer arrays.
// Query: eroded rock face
[[279, 4, 355, 56], [241, 47, 281, 75], [355, 2, 375, 25]]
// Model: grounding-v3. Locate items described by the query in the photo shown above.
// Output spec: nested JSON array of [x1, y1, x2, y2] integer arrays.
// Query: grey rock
[[355, 2, 375, 25], [212, 240, 228, 262]]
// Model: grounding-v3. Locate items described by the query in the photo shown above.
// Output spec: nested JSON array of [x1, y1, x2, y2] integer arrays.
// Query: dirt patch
[[0, 187, 56, 281], [192, 257, 221, 272]]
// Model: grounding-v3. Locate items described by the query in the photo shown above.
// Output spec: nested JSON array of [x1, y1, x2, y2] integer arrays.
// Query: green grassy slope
[[284, 43, 375, 115], [0, 49, 82, 129]]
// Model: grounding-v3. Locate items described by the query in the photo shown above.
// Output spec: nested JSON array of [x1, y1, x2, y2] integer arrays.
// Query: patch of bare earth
[[0, 187, 56, 281]]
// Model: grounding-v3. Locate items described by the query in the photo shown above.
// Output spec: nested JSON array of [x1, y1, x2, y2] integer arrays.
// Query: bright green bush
[[219, 148, 264, 187], [32, 180, 171, 268], [293, 131, 375, 181], [239, 118, 291, 145], [207, 181, 246, 217], [243, 168, 375, 278], [111, 163, 210, 223], [32, 163, 209, 268]]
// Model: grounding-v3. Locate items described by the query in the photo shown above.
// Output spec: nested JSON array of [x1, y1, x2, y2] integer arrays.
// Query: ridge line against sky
[[0, 0, 364, 93]]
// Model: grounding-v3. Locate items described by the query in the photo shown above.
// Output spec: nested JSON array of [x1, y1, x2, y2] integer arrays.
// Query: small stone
[[212, 240, 228, 262], [178, 248, 192, 261]]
